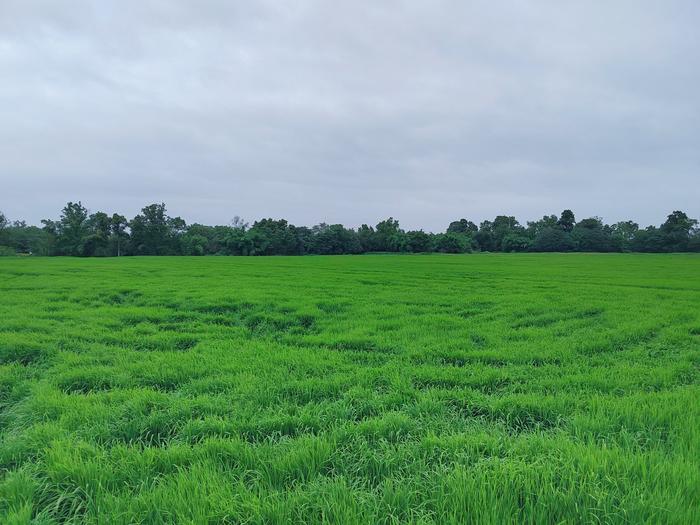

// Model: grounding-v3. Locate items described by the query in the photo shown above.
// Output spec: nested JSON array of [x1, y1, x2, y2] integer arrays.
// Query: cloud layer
[[1, 0, 698, 230]]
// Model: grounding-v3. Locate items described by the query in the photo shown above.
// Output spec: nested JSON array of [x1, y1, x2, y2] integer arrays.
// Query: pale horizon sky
[[1, 1, 698, 231]]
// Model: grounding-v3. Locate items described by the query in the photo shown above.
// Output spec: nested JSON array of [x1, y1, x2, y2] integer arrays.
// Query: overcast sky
[[1, 1, 698, 231]]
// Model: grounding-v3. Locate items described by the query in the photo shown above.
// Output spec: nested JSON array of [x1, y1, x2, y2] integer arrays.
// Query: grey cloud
[[1, 0, 698, 231]]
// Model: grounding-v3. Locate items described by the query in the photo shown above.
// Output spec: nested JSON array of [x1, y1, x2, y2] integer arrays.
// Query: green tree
[[40, 219, 58, 255], [110, 214, 129, 256], [247, 219, 301, 255], [610, 221, 639, 251], [55, 202, 90, 256], [83, 211, 112, 256], [492, 216, 524, 251], [221, 224, 251, 255], [434, 232, 469, 253], [572, 217, 615, 252], [216, 218, 250, 255], [130, 203, 183, 255], [181, 233, 209, 255], [557, 209, 576, 232], [660, 210, 698, 252], [526, 215, 558, 238], [631, 226, 666, 252], [689, 231, 700, 252], [357, 224, 377, 252], [532, 227, 575, 252], [310, 224, 361, 254], [405, 230, 433, 253], [447, 219, 478, 235], [375, 218, 405, 252], [475, 221, 496, 251], [1, 221, 51, 255], [0, 211, 8, 247], [501, 233, 532, 252]]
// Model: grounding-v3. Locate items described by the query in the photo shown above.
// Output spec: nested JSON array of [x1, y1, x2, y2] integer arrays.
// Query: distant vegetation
[[0, 203, 698, 256]]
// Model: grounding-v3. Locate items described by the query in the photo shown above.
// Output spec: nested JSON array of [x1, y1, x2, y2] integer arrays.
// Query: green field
[[1, 254, 699, 524]]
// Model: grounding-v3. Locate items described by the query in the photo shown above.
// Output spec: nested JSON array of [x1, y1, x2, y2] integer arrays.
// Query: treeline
[[0, 203, 698, 256]]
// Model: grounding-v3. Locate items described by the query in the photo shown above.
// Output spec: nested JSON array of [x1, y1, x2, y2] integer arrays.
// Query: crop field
[[0, 254, 699, 524]]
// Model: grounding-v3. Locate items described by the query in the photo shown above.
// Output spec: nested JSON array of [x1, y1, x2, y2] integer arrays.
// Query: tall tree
[[110, 214, 129, 256], [55, 202, 90, 256], [40, 219, 58, 255], [492, 215, 524, 251], [557, 209, 576, 232], [631, 226, 666, 252], [357, 224, 377, 252], [434, 232, 469, 253], [247, 219, 300, 255], [533, 227, 575, 252], [526, 215, 558, 238], [310, 224, 361, 254], [0, 211, 8, 246], [375, 218, 405, 252], [475, 221, 496, 251], [572, 217, 614, 252], [660, 211, 698, 252], [405, 230, 433, 253], [130, 203, 183, 255], [501, 233, 532, 252], [82, 211, 112, 256], [610, 221, 639, 251], [447, 219, 478, 235]]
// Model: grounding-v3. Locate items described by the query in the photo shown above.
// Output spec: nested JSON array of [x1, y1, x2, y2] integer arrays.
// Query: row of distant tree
[[0, 203, 698, 256]]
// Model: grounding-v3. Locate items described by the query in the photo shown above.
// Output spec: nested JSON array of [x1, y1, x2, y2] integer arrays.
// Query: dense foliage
[[1, 204, 699, 256], [0, 255, 698, 523]]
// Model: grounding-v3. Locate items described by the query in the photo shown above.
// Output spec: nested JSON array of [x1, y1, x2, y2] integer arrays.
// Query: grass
[[0, 253, 698, 524]]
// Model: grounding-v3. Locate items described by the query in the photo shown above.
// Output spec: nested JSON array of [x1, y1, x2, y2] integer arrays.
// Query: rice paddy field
[[0, 254, 699, 524]]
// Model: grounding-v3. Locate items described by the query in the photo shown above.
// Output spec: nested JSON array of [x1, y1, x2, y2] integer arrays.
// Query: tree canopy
[[0, 205, 698, 256]]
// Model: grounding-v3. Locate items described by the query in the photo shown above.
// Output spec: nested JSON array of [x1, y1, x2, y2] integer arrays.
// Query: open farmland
[[1, 254, 699, 524]]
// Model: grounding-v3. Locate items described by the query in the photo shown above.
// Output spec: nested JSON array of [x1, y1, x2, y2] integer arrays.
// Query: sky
[[1, 1, 698, 232]]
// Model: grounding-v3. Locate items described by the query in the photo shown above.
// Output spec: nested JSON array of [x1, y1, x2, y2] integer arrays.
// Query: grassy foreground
[[0, 254, 698, 524]]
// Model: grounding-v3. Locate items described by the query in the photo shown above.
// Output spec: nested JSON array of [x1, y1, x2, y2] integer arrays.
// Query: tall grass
[[0, 254, 698, 523]]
